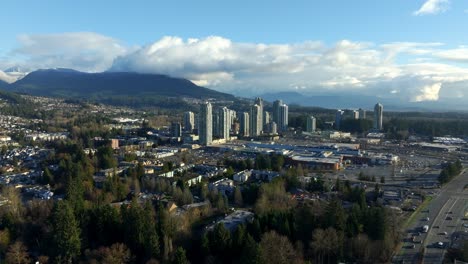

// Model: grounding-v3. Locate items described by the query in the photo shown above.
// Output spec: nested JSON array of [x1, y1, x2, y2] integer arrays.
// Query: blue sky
[[1, 0, 468, 105], [1, 0, 467, 47]]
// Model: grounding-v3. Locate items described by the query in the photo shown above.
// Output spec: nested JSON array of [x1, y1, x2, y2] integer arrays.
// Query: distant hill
[[261, 91, 384, 110], [260, 91, 465, 111], [5, 69, 235, 107], [0, 79, 8, 88]]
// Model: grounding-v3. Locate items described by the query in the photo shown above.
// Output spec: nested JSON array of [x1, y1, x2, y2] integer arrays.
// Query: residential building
[[335, 110, 344, 130], [239, 112, 250, 137], [254, 97, 264, 132], [374, 103, 383, 130], [353, 110, 359, 120], [263, 111, 270, 128], [212, 111, 220, 137], [278, 104, 288, 131], [183, 111, 195, 132], [249, 104, 262, 136], [272, 99, 283, 125], [358, 108, 366, 119], [219, 107, 230, 140], [306, 116, 316, 132], [171, 122, 182, 137], [199, 102, 213, 145], [268, 121, 278, 134]]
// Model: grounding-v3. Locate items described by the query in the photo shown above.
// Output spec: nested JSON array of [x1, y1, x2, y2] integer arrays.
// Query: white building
[[233, 170, 252, 182], [219, 107, 231, 140], [250, 104, 262, 136], [183, 111, 195, 132], [239, 112, 250, 137], [199, 102, 213, 145]]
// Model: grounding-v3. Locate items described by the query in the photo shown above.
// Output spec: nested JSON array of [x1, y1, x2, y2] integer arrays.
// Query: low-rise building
[[233, 170, 252, 182], [209, 178, 235, 194]]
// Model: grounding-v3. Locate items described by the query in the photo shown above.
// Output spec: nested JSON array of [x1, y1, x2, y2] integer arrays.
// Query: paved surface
[[393, 164, 468, 264]]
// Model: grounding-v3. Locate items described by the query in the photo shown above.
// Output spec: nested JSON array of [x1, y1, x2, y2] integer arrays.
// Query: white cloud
[[107, 36, 468, 103], [413, 0, 450, 16], [3, 33, 468, 104], [411, 83, 442, 102], [434, 47, 468, 62], [12, 32, 129, 72], [0, 70, 17, 83]]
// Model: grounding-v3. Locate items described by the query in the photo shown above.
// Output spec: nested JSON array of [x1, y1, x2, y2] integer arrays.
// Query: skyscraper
[[353, 110, 359, 120], [212, 111, 220, 137], [268, 122, 278, 134], [358, 108, 366, 119], [239, 112, 249, 137], [255, 97, 264, 133], [272, 99, 283, 125], [278, 104, 288, 131], [199, 102, 212, 145], [263, 111, 270, 127], [171, 122, 182, 137], [335, 110, 344, 130], [219, 107, 230, 140], [249, 104, 262, 136], [306, 116, 316, 132], [374, 103, 383, 130], [183, 111, 195, 132]]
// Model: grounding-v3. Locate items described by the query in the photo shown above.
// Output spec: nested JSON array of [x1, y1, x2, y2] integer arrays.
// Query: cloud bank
[[14, 32, 128, 72], [2, 33, 468, 104]]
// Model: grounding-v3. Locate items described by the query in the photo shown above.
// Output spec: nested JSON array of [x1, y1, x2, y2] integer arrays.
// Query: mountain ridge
[[3, 69, 235, 107]]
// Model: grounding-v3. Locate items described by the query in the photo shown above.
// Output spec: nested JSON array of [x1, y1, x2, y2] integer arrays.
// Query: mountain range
[[0, 68, 235, 107], [1, 68, 467, 111], [261, 91, 468, 112]]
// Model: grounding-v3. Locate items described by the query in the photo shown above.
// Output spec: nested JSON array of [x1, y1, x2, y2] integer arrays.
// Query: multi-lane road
[[393, 164, 468, 264]]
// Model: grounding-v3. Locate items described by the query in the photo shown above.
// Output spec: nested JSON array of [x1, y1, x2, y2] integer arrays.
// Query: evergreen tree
[[240, 234, 259, 264], [173, 247, 188, 264], [234, 187, 244, 207], [50, 201, 81, 263]]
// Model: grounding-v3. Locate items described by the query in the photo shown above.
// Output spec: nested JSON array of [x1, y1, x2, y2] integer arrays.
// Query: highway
[[393, 165, 468, 264]]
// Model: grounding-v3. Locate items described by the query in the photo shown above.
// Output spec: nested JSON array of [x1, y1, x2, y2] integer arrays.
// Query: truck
[[422, 225, 429, 233]]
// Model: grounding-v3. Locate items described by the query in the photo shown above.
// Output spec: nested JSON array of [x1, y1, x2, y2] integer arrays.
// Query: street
[[393, 165, 468, 264]]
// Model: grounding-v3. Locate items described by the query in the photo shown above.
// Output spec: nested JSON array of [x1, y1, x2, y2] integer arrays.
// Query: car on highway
[[446, 216, 453, 220], [463, 223, 468, 228], [439, 231, 448, 236]]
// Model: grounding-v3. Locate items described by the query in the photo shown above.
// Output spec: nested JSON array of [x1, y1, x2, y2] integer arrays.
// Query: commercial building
[[199, 102, 213, 146]]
